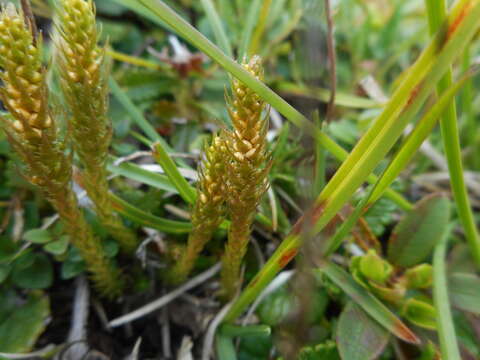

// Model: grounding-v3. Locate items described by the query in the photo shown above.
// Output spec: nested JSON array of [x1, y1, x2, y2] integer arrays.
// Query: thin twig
[[201, 302, 233, 360], [62, 277, 90, 360], [125, 338, 142, 360], [160, 306, 172, 358], [177, 337, 194, 360], [109, 263, 221, 328], [0, 345, 58, 359], [324, 0, 336, 122]]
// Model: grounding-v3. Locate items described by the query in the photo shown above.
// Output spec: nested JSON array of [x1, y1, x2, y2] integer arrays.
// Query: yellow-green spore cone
[[221, 56, 271, 299], [169, 134, 227, 284], [54, 0, 137, 253], [0, 4, 123, 297]]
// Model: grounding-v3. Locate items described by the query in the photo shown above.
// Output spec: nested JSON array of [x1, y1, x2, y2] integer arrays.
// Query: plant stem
[[461, 47, 477, 169], [433, 225, 461, 360], [424, 0, 480, 268]]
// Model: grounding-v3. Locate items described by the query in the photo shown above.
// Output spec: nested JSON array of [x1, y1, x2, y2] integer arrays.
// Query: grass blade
[[109, 76, 190, 170], [249, 0, 273, 56], [109, 193, 192, 234], [199, 0, 232, 57], [424, 0, 480, 267], [318, 0, 475, 202], [107, 160, 176, 193], [152, 142, 197, 204], [433, 226, 462, 360], [277, 82, 381, 109], [215, 334, 237, 360], [238, 0, 262, 58], [313, 0, 480, 237], [368, 67, 478, 204], [109, 77, 162, 145]]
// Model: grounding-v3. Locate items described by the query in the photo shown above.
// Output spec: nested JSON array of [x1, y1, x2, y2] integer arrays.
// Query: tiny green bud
[[404, 264, 433, 289], [402, 297, 437, 330], [359, 250, 393, 284]]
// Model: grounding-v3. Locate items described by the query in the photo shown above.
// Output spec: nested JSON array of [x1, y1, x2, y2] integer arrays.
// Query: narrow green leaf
[[109, 193, 192, 234], [319, 262, 420, 344], [216, 334, 238, 360], [107, 160, 177, 193], [238, 0, 262, 58], [433, 226, 462, 360], [276, 82, 382, 109], [337, 302, 390, 360], [109, 77, 190, 170], [152, 142, 196, 204], [200, 0, 232, 57], [368, 68, 478, 204], [249, 0, 273, 56], [316, 0, 480, 239], [425, 0, 480, 269], [109, 77, 162, 145], [387, 195, 450, 267], [108, 0, 171, 28], [313, 112, 326, 195], [320, 0, 477, 202]]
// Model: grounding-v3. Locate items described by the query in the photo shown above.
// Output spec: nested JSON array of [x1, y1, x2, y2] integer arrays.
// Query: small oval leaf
[[22, 229, 53, 244], [337, 302, 390, 360], [387, 194, 450, 267], [43, 235, 69, 256]]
